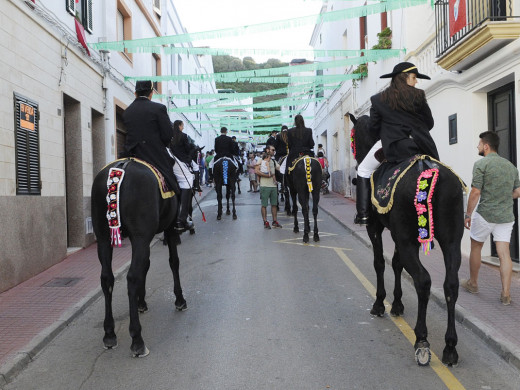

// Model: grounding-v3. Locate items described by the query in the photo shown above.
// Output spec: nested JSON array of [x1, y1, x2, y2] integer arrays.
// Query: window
[[316, 70, 324, 98], [449, 114, 458, 145], [153, 0, 161, 16], [188, 82, 191, 106], [117, 0, 132, 62], [178, 56, 183, 92], [66, 0, 93, 33], [152, 54, 161, 93], [359, 16, 367, 51], [14, 93, 40, 195]]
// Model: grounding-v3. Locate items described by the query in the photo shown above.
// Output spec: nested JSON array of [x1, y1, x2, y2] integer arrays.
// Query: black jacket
[[122, 97, 177, 189], [369, 93, 438, 163], [214, 134, 236, 160], [170, 131, 195, 165], [287, 126, 315, 166]]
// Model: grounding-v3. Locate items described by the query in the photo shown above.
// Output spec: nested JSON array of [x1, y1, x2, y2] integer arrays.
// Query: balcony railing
[[435, 0, 517, 57]]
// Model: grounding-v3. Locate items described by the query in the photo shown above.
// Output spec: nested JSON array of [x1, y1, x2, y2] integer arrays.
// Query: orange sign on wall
[[20, 103, 35, 131]]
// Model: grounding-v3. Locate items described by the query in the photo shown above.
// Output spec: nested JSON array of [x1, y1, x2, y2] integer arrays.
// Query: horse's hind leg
[[226, 185, 231, 215], [312, 189, 320, 242], [298, 192, 310, 243], [231, 182, 237, 220], [367, 222, 386, 317], [390, 249, 404, 316], [137, 258, 151, 313], [98, 240, 117, 349], [216, 184, 223, 220], [439, 240, 461, 366], [165, 227, 187, 311], [398, 242, 432, 366], [127, 239, 152, 357]]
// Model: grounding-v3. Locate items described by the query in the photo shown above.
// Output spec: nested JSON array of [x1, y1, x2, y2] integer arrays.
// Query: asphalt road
[[5, 190, 520, 389]]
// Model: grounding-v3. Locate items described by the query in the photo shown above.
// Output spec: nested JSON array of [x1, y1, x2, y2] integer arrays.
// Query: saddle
[[371, 155, 436, 214], [107, 158, 176, 199]]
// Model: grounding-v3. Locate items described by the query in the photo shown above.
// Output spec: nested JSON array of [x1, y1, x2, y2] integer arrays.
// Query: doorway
[[488, 83, 518, 262]]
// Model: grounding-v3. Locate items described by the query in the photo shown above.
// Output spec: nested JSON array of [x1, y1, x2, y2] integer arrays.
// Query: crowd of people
[[122, 59, 520, 307]]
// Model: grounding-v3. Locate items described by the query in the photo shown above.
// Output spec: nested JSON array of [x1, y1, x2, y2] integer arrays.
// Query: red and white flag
[[449, 0, 467, 37]]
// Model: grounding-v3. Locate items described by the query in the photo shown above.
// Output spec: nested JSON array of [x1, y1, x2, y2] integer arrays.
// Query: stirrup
[[354, 214, 370, 225]]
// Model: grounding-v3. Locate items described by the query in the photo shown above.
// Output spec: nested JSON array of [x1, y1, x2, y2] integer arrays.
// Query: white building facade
[[0, 0, 216, 293]]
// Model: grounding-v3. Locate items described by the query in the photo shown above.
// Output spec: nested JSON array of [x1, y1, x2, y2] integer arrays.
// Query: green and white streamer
[[90, 0, 426, 51]]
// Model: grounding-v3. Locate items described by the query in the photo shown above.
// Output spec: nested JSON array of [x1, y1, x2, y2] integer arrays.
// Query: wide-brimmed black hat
[[380, 62, 431, 80], [135, 80, 153, 92]]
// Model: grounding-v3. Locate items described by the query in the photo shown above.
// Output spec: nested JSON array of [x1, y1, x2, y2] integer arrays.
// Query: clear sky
[[173, 0, 324, 63]]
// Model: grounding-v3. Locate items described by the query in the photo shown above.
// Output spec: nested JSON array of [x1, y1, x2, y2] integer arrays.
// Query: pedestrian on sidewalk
[[247, 152, 258, 193], [255, 146, 282, 229], [462, 131, 520, 305]]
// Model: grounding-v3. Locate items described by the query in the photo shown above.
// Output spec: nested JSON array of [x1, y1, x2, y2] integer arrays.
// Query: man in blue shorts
[[462, 131, 520, 305]]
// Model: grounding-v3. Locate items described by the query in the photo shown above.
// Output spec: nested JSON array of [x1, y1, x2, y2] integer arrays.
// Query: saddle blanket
[[214, 156, 238, 169], [106, 158, 175, 199], [370, 155, 466, 214]]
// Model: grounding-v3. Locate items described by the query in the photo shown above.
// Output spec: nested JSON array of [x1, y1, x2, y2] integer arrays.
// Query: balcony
[[435, 0, 520, 71]]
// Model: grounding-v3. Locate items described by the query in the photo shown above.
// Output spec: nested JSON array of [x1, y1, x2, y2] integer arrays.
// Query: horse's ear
[[347, 113, 357, 125]]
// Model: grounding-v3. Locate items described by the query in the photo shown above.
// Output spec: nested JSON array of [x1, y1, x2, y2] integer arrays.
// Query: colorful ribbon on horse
[[222, 159, 229, 185], [414, 168, 439, 255], [305, 157, 313, 192], [106, 168, 125, 247], [350, 127, 356, 159]]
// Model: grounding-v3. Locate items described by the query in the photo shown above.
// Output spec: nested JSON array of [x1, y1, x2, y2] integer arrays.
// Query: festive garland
[[106, 168, 125, 247], [414, 168, 439, 255]]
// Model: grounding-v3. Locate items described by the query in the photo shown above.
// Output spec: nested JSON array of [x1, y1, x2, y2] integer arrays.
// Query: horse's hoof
[[189, 229, 195, 235], [313, 234, 320, 242], [233, 214, 237, 220], [226, 210, 231, 215], [138, 303, 148, 314], [370, 303, 385, 317], [415, 342, 431, 366], [103, 335, 118, 350], [286, 211, 292, 216], [217, 215, 221, 220], [441, 346, 459, 367], [293, 227, 299, 233], [132, 346, 150, 358], [176, 302, 188, 311], [303, 234, 309, 243], [390, 302, 404, 317]]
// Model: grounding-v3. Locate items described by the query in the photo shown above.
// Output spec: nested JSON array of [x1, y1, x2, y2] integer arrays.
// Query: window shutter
[[83, 0, 93, 33], [66, 0, 75, 16], [14, 93, 41, 195]]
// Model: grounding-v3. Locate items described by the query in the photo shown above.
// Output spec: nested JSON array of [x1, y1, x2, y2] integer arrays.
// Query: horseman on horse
[[169, 119, 201, 232], [353, 61, 438, 226]]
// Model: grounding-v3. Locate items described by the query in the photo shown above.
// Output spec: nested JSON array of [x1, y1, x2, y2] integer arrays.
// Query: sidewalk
[[318, 190, 520, 371], [0, 186, 213, 386]]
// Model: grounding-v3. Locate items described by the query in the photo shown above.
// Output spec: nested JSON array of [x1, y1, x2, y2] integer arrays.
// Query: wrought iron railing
[[435, 0, 517, 57]]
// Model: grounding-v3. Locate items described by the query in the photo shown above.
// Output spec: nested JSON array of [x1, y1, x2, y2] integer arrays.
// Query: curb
[[318, 202, 520, 372]]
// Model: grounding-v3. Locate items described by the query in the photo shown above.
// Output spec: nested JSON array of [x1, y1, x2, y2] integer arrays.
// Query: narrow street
[[5, 190, 518, 390]]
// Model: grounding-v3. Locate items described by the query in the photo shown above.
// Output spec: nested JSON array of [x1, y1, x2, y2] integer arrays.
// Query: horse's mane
[[353, 115, 379, 164]]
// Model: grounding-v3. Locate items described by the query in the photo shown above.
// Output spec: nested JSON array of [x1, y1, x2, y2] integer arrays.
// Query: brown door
[[488, 83, 518, 262]]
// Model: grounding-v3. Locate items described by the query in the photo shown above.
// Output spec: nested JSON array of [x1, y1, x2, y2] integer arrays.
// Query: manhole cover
[[42, 277, 82, 287]]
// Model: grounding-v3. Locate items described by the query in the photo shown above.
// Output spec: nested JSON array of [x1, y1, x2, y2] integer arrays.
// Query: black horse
[[351, 114, 464, 366], [91, 159, 187, 358], [212, 157, 238, 220], [286, 156, 322, 243]]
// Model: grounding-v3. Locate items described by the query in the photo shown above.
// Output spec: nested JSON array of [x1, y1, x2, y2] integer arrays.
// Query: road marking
[[333, 248, 465, 390], [275, 232, 352, 251]]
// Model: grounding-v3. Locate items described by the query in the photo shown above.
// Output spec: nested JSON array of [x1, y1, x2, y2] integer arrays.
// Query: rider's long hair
[[170, 120, 184, 146], [292, 114, 307, 139], [381, 73, 427, 113]]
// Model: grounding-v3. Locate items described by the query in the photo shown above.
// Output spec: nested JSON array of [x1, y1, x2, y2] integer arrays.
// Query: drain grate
[[42, 277, 82, 287]]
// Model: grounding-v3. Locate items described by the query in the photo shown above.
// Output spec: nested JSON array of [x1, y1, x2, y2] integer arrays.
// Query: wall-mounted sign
[[19, 102, 35, 131]]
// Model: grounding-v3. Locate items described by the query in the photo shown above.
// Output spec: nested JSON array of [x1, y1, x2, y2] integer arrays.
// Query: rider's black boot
[[354, 176, 371, 225], [175, 189, 194, 232], [192, 172, 202, 192]]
